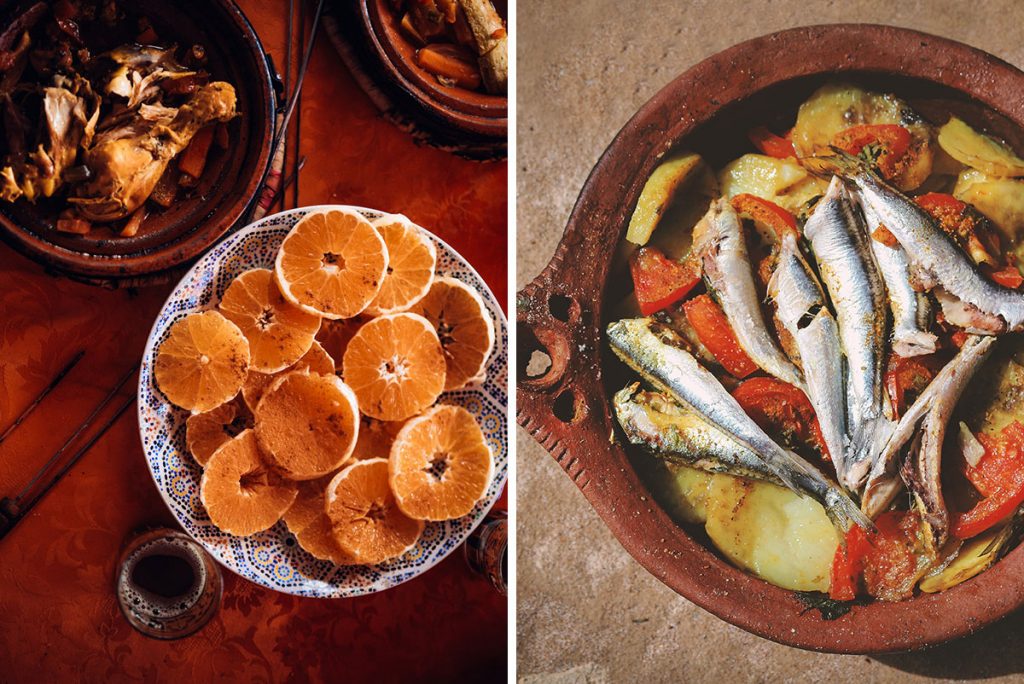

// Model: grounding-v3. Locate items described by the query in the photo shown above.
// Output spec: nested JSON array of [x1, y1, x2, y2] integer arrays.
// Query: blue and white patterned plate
[[138, 206, 508, 598]]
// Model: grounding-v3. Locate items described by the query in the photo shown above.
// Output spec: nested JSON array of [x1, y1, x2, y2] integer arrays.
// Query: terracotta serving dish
[[518, 24, 1024, 654], [356, 0, 507, 146], [0, 0, 275, 285]]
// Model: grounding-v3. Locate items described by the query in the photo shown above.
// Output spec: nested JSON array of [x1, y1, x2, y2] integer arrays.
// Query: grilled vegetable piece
[[920, 523, 1014, 592], [682, 294, 757, 378], [629, 247, 700, 316], [625, 152, 704, 245], [937, 116, 1024, 178], [719, 154, 825, 213]]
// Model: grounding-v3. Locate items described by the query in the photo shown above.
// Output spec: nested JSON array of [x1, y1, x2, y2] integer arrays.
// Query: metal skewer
[[0, 350, 84, 446]]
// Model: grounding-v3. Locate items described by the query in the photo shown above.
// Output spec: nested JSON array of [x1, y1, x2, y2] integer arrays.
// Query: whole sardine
[[607, 317, 871, 532], [859, 202, 937, 357], [614, 384, 785, 484], [849, 169, 1024, 332], [692, 198, 805, 389], [861, 335, 997, 520], [802, 176, 892, 490], [767, 232, 849, 482]]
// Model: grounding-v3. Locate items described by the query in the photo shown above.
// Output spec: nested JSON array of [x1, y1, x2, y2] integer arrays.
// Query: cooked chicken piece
[[69, 81, 236, 221]]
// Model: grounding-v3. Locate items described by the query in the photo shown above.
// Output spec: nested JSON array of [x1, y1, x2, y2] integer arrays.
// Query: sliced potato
[[652, 463, 713, 525], [954, 168, 1024, 240], [718, 154, 826, 213], [704, 474, 839, 592], [791, 82, 933, 189], [625, 152, 705, 245], [938, 117, 1024, 178], [919, 524, 1011, 593]]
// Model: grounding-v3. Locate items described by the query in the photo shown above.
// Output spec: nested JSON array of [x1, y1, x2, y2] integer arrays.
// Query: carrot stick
[[416, 44, 481, 90], [177, 126, 215, 182], [120, 207, 146, 237]]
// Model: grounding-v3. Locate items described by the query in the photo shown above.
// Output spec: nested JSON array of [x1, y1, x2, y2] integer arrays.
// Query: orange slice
[[200, 430, 298, 536], [408, 277, 495, 390], [154, 310, 250, 412], [254, 371, 359, 480], [284, 477, 358, 565], [389, 404, 493, 520], [341, 312, 446, 421], [274, 208, 389, 319], [364, 214, 437, 315], [218, 268, 321, 373], [185, 397, 253, 466], [315, 316, 367, 367], [350, 415, 405, 461], [241, 340, 335, 411], [325, 458, 424, 564]]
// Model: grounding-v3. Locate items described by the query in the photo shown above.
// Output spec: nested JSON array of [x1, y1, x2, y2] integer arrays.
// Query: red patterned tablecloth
[[0, 1, 507, 681]]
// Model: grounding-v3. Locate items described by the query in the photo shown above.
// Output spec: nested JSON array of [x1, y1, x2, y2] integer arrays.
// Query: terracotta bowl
[[356, 0, 507, 143], [518, 24, 1024, 654], [0, 0, 275, 285]]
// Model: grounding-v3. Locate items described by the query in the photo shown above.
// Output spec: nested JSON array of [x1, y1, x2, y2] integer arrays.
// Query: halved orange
[[315, 316, 367, 368], [200, 429, 298, 536], [284, 477, 358, 565], [365, 214, 437, 315], [325, 458, 424, 565], [186, 397, 253, 466], [389, 404, 493, 521], [341, 312, 446, 421], [408, 277, 495, 390], [275, 209, 389, 319], [241, 340, 335, 411], [154, 310, 250, 412], [350, 415, 405, 461], [218, 268, 321, 373], [254, 371, 359, 480]]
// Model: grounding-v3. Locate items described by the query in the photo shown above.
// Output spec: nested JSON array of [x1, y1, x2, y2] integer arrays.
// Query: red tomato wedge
[[954, 422, 1024, 539], [682, 294, 758, 378], [629, 247, 701, 316], [730, 193, 799, 239], [747, 125, 797, 159], [916, 192, 1003, 269], [830, 524, 872, 601], [832, 124, 911, 180], [731, 376, 829, 457], [988, 264, 1024, 289]]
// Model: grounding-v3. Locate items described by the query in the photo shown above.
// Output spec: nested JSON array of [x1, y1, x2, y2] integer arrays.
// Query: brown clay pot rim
[[359, 0, 507, 139], [0, 0, 275, 282], [517, 24, 1024, 654]]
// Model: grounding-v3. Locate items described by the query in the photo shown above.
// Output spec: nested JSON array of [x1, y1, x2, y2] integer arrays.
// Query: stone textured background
[[516, 2, 1024, 682]]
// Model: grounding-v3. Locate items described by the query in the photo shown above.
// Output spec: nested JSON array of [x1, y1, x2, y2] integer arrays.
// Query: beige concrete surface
[[516, 2, 1024, 682]]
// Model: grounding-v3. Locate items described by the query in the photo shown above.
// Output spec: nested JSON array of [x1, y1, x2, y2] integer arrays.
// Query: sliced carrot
[[177, 126, 215, 183], [120, 207, 146, 237], [416, 44, 481, 90]]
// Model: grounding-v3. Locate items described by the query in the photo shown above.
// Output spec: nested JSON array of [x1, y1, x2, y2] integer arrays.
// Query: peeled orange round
[[154, 310, 250, 413], [254, 371, 359, 480], [218, 268, 321, 373], [284, 477, 357, 565], [200, 430, 298, 536], [365, 214, 437, 315], [350, 415, 405, 461], [341, 312, 446, 421], [186, 397, 253, 466], [408, 277, 495, 390], [389, 404, 493, 521], [275, 209, 389, 319], [241, 340, 335, 411], [325, 458, 424, 565]]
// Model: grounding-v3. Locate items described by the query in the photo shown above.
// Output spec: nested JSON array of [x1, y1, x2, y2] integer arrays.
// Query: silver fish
[[802, 176, 892, 490], [849, 170, 1024, 332], [692, 198, 805, 389], [859, 201, 937, 357], [607, 316, 871, 532], [861, 335, 997, 520], [767, 232, 850, 481], [614, 384, 785, 484]]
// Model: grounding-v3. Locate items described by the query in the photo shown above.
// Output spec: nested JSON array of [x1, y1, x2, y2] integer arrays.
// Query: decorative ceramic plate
[[138, 205, 508, 598]]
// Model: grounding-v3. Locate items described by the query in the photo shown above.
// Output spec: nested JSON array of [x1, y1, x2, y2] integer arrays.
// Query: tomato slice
[[829, 524, 872, 601], [731, 376, 828, 457], [729, 193, 799, 240], [629, 247, 701, 316], [988, 264, 1024, 289], [747, 125, 797, 159], [954, 422, 1024, 539], [832, 124, 911, 180], [916, 192, 1002, 269], [862, 510, 926, 601], [884, 354, 943, 419], [682, 294, 758, 378]]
